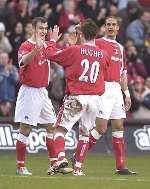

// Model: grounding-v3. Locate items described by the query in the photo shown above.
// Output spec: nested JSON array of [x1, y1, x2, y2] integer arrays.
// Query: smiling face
[[104, 17, 119, 39], [34, 21, 48, 41]]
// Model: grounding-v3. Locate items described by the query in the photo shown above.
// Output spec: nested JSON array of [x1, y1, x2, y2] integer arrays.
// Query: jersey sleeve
[[18, 42, 31, 67], [46, 43, 74, 67]]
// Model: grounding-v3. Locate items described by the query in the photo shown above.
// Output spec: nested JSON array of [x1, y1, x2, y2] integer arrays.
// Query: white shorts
[[15, 85, 56, 126], [55, 95, 99, 133], [97, 82, 126, 120]]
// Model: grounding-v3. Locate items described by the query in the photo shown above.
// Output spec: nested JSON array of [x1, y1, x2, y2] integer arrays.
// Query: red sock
[[89, 134, 97, 150], [74, 137, 89, 165], [16, 140, 26, 168], [112, 136, 125, 170], [46, 135, 57, 166], [54, 133, 65, 160], [88, 129, 102, 150]]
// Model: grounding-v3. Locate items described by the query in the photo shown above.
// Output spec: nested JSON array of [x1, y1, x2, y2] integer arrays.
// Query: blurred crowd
[[0, 0, 150, 118]]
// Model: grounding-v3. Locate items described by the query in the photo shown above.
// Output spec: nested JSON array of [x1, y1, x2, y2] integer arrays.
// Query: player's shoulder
[[67, 44, 80, 51], [19, 39, 33, 49], [96, 37, 107, 42]]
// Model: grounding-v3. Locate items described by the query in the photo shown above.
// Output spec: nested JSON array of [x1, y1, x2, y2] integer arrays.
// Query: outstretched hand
[[48, 25, 62, 42]]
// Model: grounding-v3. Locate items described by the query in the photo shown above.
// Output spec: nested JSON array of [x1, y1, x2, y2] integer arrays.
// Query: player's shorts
[[15, 85, 56, 126], [54, 95, 99, 133], [97, 81, 126, 120]]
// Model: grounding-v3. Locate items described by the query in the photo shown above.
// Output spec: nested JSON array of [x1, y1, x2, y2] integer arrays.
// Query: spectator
[[126, 40, 147, 80], [24, 20, 33, 40], [79, 0, 107, 26], [0, 101, 12, 116], [9, 21, 25, 66], [0, 22, 12, 53], [58, 0, 84, 33], [126, 9, 150, 49], [0, 51, 19, 116], [112, 0, 128, 11], [143, 31, 150, 75], [130, 76, 150, 119]]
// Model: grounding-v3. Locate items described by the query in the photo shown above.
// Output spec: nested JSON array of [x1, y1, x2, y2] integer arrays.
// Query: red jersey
[[46, 42, 109, 95], [18, 39, 50, 88], [96, 37, 127, 82]]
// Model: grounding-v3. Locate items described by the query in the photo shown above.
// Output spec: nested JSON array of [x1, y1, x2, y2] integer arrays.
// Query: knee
[[19, 124, 31, 136], [46, 124, 54, 133], [112, 123, 124, 132], [96, 125, 107, 135]]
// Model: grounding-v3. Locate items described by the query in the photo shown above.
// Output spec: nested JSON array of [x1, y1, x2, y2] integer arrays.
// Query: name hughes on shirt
[[80, 48, 103, 58]]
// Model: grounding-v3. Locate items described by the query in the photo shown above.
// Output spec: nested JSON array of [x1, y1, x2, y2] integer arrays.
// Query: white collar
[[27, 39, 36, 44], [102, 37, 116, 43]]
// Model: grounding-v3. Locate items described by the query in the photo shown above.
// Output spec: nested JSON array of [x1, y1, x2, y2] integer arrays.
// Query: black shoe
[[115, 168, 137, 175]]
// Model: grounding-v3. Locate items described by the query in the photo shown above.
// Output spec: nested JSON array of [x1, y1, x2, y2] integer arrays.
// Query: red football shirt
[[18, 39, 50, 87], [96, 37, 127, 82], [46, 42, 109, 95]]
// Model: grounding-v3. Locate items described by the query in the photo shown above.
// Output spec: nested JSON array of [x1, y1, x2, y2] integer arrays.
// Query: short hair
[[138, 8, 150, 18], [32, 17, 47, 28], [80, 19, 98, 41], [105, 16, 120, 25]]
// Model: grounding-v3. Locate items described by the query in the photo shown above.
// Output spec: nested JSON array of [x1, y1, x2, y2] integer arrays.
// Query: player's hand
[[49, 25, 62, 42], [75, 23, 83, 44], [75, 23, 81, 34], [124, 96, 131, 111], [35, 34, 44, 50]]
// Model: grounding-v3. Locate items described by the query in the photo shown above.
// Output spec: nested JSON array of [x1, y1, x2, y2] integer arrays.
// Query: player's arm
[[46, 43, 73, 66], [18, 43, 41, 67], [46, 25, 73, 66], [120, 48, 131, 111], [21, 48, 41, 66]]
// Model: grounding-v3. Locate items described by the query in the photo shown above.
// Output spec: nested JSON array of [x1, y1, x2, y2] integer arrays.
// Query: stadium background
[[0, 0, 150, 189]]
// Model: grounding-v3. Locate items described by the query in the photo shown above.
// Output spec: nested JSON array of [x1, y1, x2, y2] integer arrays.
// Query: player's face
[[104, 18, 119, 39], [34, 22, 48, 40]]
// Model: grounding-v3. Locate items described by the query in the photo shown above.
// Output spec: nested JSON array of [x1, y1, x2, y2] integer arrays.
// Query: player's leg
[[53, 96, 86, 173], [88, 90, 113, 149], [72, 95, 102, 176], [111, 119, 136, 175], [16, 123, 32, 175], [110, 85, 136, 175], [39, 90, 57, 173], [72, 118, 90, 176], [15, 86, 43, 175]]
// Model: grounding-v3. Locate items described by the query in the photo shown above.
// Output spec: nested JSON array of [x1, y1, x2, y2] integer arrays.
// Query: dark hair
[[105, 16, 120, 25], [138, 8, 150, 18], [80, 19, 98, 40], [32, 17, 47, 28]]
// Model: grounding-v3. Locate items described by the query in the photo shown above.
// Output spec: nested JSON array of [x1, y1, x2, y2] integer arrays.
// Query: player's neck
[[30, 35, 36, 42], [105, 35, 116, 40], [84, 39, 95, 46]]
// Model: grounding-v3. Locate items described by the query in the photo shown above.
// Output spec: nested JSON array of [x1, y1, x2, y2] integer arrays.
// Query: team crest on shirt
[[24, 115, 29, 120], [99, 110, 103, 114]]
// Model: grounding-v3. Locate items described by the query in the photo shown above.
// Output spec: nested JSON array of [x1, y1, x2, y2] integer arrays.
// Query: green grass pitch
[[0, 152, 150, 189]]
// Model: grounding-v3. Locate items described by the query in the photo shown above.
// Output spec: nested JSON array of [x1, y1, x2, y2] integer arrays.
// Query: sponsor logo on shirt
[[111, 56, 122, 62], [38, 59, 50, 65]]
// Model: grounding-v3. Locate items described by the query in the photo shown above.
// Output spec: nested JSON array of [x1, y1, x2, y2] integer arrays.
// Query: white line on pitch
[[0, 175, 150, 182]]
